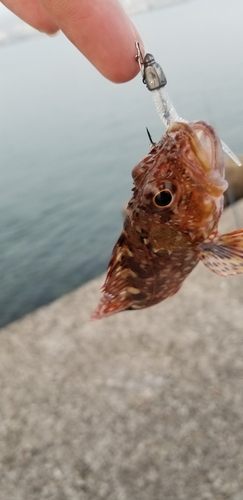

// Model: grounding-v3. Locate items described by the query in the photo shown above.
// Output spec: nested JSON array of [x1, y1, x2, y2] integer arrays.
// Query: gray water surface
[[0, 0, 242, 326]]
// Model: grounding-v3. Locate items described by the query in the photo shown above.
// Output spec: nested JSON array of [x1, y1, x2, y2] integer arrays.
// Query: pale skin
[[1, 0, 143, 83]]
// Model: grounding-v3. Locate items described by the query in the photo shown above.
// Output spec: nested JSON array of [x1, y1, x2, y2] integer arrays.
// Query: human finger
[[1, 0, 58, 33], [40, 0, 143, 82]]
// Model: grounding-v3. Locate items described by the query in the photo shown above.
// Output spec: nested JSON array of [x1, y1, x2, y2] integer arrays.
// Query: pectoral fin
[[197, 229, 243, 276]]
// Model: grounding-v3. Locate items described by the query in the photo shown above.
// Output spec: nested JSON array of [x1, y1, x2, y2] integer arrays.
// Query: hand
[[1, 0, 143, 83]]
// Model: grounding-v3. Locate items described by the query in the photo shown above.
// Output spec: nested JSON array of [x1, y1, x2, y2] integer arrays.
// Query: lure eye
[[154, 189, 173, 207]]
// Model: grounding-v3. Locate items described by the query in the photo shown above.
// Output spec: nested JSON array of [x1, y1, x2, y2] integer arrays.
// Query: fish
[[91, 120, 243, 319]]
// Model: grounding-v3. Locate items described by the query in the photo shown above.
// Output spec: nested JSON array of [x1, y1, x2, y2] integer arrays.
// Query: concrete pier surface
[[0, 201, 243, 500]]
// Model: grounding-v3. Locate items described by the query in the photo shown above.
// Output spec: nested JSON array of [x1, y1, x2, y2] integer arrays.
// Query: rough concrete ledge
[[0, 201, 243, 500]]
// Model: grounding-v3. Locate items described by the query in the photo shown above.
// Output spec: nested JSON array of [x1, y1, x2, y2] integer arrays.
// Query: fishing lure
[[91, 44, 243, 319]]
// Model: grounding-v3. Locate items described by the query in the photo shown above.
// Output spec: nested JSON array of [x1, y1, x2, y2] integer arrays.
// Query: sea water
[[0, 0, 242, 326]]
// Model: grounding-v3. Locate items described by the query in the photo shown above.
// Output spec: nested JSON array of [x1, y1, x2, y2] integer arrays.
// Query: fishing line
[[123, 0, 242, 229], [122, 1, 241, 168]]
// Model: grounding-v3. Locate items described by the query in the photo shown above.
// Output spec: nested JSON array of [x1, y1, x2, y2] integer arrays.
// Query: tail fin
[[91, 292, 131, 320]]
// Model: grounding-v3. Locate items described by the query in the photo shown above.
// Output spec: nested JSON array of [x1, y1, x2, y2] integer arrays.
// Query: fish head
[[131, 121, 228, 248]]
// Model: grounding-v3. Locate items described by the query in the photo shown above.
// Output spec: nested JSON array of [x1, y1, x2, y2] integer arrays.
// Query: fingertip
[[87, 26, 144, 83], [104, 26, 144, 83], [99, 46, 141, 84], [40, 0, 144, 83]]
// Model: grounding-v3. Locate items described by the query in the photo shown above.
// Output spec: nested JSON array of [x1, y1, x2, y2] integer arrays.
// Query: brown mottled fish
[[92, 120, 243, 319]]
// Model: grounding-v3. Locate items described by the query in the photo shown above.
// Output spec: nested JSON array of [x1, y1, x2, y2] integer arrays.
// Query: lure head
[[130, 121, 228, 251]]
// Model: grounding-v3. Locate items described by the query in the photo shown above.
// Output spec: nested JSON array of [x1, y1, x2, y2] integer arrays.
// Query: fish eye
[[154, 189, 173, 207]]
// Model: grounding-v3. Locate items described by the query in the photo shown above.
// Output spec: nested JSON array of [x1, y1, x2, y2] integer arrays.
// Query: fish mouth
[[170, 121, 228, 196]]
